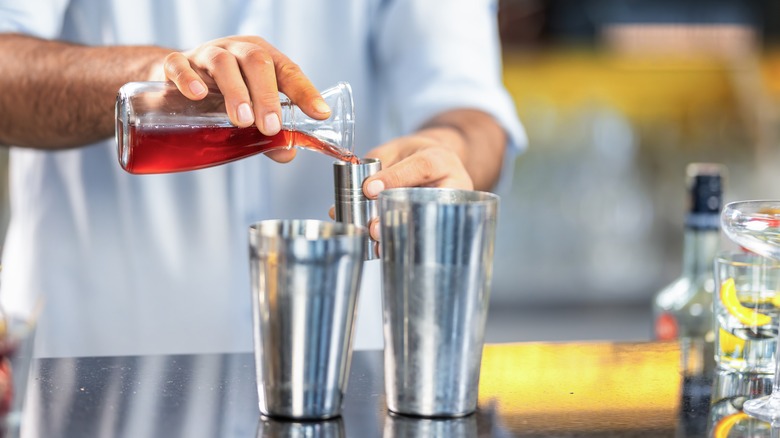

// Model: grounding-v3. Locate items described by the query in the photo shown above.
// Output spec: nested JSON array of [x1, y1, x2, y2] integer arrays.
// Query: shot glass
[[333, 158, 381, 261], [249, 219, 366, 420], [379, 187, 499, 417], [714, 252, 780, 374]]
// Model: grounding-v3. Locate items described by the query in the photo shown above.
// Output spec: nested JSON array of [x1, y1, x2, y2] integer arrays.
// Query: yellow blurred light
[[502, 49, 736, 123], [478, 341, 681, 433]]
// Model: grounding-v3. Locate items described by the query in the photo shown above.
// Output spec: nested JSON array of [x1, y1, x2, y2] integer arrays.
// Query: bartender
[[0, 1, 526, 357]]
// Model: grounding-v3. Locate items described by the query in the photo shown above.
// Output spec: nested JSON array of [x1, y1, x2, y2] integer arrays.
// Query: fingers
[[368, 218, 380, 242], [164, 36, 325, 136], [273, 54, 331, 120], [182, 41, 276, 132], [362, 147, 473, 200], [361, 141, 473, 246], [364, 179, 385, 199], [328, 206, 377, 254], [363, 141, 403, 170], [328, 206, 379, 243], [232, 43, 282, 134], [207, 45, 261, 129], [164, 52, 208, 100]]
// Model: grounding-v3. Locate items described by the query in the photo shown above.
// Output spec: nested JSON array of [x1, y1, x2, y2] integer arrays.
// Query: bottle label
[[655, 312, 678, 341], [684, 213, 719, 230]]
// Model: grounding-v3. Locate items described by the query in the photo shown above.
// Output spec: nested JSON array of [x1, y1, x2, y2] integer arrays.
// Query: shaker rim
[[249, 219, 366, 240], [378, 187, 499, 205]]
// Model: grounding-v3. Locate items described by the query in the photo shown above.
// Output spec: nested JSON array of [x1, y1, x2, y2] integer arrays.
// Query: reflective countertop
[[17, 341, 772, 437]]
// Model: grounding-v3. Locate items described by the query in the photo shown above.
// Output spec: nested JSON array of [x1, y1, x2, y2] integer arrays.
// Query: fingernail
[[366, 179, 385, 197], [189, 80, 206, 96], [264, 113, 281, 135], [237, 103, 254, 124], [313, 98, 331, 116]]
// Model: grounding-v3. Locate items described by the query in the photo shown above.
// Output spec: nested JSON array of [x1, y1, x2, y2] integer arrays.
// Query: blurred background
[[486, 0, 780, 343], [2, 0, 780, 345]]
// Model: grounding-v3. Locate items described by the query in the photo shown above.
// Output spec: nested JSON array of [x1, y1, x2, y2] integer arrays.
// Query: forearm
[[0, 33, 169, 149], [418, 109, 507, 191]]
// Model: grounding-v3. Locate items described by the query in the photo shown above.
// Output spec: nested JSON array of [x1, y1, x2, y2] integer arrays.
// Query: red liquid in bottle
[[120, 124, 359, 174]]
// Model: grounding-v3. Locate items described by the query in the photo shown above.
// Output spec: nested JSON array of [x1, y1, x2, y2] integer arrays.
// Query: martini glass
[[722, 200, 780, 424]]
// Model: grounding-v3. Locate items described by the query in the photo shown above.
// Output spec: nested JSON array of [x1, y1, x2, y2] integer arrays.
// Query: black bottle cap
[[685, 163, 725, 229]]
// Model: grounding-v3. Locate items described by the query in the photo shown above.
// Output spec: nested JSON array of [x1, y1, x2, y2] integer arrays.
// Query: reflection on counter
[[382, 412, 477, 438], [679, 373, 712, 438], [707, 369, 773, 437], [26, 344, 780, 438], [256, 416, 344, 438]]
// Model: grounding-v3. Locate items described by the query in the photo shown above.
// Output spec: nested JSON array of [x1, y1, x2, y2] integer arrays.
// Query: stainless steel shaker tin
[[379, 187, 500, 417], [249, 219, 366, 420], [333, 158, 381, 260]]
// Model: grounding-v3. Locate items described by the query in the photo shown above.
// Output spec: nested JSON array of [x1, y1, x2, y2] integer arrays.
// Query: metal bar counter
[[19, 341, 723, 437]]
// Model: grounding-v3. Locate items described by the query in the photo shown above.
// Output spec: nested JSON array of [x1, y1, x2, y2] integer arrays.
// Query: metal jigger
[[333, 158, 381, 260]]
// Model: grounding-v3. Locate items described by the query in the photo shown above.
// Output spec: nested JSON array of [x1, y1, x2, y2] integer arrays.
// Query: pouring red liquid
[[119, 124, 360, 175], [116, 81, 359, 175]]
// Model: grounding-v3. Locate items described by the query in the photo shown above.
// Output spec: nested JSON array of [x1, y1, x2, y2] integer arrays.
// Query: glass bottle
[[652, 162, 725, 374], [115, 81, 357, 174]]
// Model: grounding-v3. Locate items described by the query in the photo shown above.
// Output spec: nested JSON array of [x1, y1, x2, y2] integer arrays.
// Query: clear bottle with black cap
[[652, 162, 725, 375]]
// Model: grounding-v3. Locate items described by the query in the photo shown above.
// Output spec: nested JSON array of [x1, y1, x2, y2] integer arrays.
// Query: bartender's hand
[[360, 109, 506, 242], [326, 128, 471, 250], [162, 35, 330, 163], [361, 128, 473, 242]]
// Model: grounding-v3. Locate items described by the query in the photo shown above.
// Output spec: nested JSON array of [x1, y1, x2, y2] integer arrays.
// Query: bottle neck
[[681, 219, 721, 278]]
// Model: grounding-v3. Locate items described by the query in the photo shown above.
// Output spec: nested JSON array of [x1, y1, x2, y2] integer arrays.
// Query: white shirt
[[0, 0, 526, 357]]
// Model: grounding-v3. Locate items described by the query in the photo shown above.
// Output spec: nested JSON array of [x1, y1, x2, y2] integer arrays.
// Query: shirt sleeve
[[0, 0, 71, 37], [372, 0, 527, 193]]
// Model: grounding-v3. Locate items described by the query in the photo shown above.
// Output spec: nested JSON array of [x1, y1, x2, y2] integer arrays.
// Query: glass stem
[[766, 253, 780, 398], [774, 331, 780, 396]]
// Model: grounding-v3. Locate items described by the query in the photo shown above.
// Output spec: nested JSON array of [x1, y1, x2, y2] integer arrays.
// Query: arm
[[413, 109, 507, 191], [364, 0, 521, 197], [0, 33, 168, 149], [0, 33, 327, 153]]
